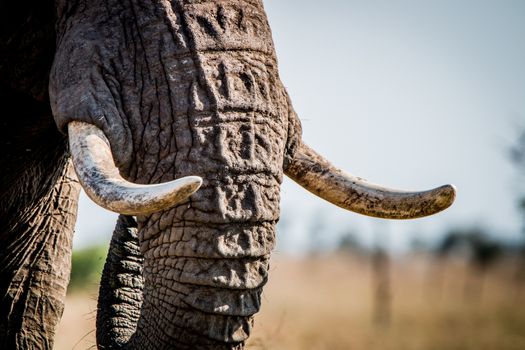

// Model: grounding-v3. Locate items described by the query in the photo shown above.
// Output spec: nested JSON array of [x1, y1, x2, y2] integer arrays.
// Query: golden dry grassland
[[55, 253, 525, 350]]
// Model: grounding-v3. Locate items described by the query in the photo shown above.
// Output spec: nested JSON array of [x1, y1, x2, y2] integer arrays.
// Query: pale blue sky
[[74, 1, 525, 253]]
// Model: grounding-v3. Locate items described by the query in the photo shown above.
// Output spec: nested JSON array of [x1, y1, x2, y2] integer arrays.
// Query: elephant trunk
[[97, 215, 144, 349], [97, 176, 279, 349], [127, 218, 275, 349]]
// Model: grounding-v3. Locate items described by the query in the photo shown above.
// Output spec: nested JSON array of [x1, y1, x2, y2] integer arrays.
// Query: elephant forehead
[[198, 51, 286, 114], [182, 0, 275, 55], [51, 0, 290, 174], [125, 36, 290, 184], [131, 51, 286, 120]]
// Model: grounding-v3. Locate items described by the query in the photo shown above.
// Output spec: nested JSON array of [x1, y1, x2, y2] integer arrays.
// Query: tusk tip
[[185, 176, 204, 194], [434, 184, 457, 210], [167, 175, 203, 202]]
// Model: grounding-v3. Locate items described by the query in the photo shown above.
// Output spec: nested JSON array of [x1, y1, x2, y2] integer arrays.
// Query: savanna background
[[54, 1, 525, 349]]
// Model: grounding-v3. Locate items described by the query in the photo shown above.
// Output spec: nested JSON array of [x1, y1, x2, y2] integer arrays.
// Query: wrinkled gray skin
[[50, 0, 301, 348], [57, 0, 296, 349]]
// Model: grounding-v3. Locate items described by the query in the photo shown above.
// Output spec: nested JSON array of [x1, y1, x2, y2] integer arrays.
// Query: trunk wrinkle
[[97, 215, 144, 349]]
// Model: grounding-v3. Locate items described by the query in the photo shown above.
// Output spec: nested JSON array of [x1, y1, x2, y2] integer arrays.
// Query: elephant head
[[46, 0, 455, 348]]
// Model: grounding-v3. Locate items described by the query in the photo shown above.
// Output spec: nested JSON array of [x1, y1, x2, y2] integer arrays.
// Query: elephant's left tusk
[[285, 142, 456, 219], [68, 121, 202, 215]]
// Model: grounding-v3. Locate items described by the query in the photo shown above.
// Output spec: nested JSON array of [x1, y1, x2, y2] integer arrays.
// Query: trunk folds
[[97, 215, 144, 349]]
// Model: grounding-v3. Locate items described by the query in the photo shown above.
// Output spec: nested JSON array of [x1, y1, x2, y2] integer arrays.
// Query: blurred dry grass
[[55, 253, 525, 350]]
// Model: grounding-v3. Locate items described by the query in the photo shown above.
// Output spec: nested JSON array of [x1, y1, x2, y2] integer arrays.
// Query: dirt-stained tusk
[[285, 142, 456, 219], [68, 121, 202, 215]]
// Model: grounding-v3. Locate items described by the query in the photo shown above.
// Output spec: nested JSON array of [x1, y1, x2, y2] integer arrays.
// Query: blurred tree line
[[68, 245, 108, 293], [511, 126, 525, 237]]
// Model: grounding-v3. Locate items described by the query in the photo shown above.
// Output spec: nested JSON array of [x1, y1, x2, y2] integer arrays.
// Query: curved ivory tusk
[[285, 142, 456, 219], [68, 121, 202, 215]]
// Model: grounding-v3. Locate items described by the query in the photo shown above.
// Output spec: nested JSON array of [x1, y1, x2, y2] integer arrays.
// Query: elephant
[[0, 0, 456, 349]]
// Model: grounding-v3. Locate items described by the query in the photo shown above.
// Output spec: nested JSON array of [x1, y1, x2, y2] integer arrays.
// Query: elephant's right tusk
[[285, 142, 456, 219], [68, 121, 202, 215]]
